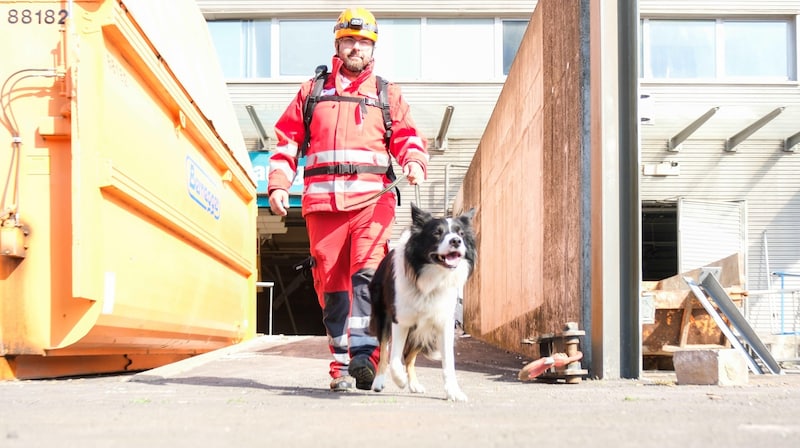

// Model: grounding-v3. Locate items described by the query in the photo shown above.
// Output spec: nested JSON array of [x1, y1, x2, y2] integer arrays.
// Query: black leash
[[346, 175, 405, 209]]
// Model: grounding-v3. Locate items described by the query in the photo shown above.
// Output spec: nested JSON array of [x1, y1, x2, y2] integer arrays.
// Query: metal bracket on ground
[[684, 274, 783, 375], [521, 322, 588, 383]]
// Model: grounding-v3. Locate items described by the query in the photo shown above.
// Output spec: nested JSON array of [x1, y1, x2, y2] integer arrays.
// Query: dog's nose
[[449, 237, 462, 248]]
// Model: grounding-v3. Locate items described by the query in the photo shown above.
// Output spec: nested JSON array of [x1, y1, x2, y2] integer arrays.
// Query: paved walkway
[[2, 335, 799, 447]]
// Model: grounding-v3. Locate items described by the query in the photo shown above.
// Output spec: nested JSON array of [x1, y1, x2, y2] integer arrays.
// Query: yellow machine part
[[0, 0, 257, 379]]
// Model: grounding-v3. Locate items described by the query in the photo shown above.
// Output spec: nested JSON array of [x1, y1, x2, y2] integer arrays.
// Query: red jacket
[[269, 56, 428, 215]]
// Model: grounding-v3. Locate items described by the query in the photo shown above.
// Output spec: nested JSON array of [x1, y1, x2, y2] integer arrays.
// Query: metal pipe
[[618, 0, 640, 379], [444, 163, 471, 217], [256, 281, 275, 335]]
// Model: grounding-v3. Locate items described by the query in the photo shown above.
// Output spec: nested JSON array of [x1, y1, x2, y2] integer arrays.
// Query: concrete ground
[[1, 334, 799, 448]]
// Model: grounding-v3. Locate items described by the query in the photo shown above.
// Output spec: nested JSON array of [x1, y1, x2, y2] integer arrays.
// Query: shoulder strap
[[299, 70, 394, 160], [299, 65, 329, 158], [376, 75, 393, 148], [375, 76, 398, 202]]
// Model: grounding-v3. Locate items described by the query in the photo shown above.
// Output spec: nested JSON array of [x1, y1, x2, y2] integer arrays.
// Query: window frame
[[640, 17, 799, 84], [207, 16, 529, 83]]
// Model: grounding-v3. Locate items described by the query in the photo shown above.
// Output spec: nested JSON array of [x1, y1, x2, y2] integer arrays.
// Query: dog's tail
[[368, 250, 395, 343]]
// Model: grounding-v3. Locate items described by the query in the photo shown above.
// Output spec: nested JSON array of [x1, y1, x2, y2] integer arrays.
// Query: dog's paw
[[408, 380, 426, 394], [389, 361, 408, 388], [444, 385, 468, 402], [371, 374, 386, 392]]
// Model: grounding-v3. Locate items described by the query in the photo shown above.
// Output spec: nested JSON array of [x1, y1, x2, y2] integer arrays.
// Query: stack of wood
[[641, 253, 747, 370]]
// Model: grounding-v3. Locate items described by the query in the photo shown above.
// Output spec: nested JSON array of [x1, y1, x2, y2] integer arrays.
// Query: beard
[[341, 49, 372, 73]]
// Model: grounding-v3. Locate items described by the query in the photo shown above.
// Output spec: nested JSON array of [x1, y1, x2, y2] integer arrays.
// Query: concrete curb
[[127, 334, 312, 382]]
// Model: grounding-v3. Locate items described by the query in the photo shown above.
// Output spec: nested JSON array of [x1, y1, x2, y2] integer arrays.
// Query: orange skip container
[[0, 0, 257, 379]]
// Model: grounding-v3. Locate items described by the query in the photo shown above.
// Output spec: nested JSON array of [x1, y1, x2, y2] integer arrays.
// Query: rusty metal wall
[[457, 0, 587, 359]]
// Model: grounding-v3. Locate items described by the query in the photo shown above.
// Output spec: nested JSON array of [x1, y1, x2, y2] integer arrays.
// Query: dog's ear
[[410, 203, 432, 228], [459, 207, 476, 223]]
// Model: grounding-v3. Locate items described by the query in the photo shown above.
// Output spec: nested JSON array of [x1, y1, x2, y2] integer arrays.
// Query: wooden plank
[[677, 299, 693, 347], [656, 253, 744, 290]]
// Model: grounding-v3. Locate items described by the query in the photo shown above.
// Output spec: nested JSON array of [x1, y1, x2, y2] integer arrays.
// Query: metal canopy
[[246, 105, 270, 150], [431, 105, 455, 153], [725, 106, 784, 152], [667, 106, 719, 152], [784, 129, 800, 153]]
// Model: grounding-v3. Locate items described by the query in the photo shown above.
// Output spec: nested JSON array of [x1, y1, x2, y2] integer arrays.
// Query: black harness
[[299, 64, 400, 203]]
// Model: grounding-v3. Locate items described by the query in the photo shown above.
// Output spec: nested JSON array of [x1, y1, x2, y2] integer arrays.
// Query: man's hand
[[403, 162, 425, 186], [269, 189, 290, 216]]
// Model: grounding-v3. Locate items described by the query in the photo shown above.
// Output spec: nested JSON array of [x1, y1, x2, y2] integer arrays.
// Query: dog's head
[[407, 203, 476, 273]]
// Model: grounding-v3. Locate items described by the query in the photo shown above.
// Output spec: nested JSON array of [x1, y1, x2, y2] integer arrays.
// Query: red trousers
[[305, 197, 394, 379]]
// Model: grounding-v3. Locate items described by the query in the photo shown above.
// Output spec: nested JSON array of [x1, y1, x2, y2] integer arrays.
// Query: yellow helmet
[[333, 7, 378, 43]]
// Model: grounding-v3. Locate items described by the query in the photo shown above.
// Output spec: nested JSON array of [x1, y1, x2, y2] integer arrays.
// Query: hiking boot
[[348, 355, 376, 391], [330, 375, 355, 392]]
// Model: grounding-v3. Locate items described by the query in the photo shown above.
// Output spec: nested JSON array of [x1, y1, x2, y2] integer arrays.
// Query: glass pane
[[207, 20, 245, 78], [503, 20, 528, 75], [373, 19, 421, 80], [251, 20, 271, 78], [725, 21, 790, 79], [648, 20, 715, 79], [423, 19, 495, 80], [280, 20, 333, 76]]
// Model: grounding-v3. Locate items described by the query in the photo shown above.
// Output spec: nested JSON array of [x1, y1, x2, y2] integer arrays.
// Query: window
[[503, 20, 528, 75], [374, 19, 421, 79], [725, 21, 790, 79], [279, 20, 332, 76], [641, 18, 796, 81], [646, 20, 716, 79], [207, 17, 529, 81], [207, 20, 270, 78], [422, 19, 495, 80]]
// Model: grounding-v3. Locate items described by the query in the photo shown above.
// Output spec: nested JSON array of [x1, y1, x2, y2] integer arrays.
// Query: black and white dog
[[369, 203, 477, 401]]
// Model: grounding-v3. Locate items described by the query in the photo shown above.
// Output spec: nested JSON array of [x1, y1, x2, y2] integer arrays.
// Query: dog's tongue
[[444, 252, 461, 267]]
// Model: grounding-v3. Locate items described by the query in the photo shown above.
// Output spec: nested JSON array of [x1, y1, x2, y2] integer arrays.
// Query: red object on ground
[[518, 352, 584, 381]]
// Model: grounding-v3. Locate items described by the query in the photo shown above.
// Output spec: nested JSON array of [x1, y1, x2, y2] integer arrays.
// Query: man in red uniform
[[268, 7, 428, 392]]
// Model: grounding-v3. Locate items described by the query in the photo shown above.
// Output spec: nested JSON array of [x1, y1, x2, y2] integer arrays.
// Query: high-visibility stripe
[[405, 136, 426, 152], [305, 179, 385, 195], [348, 316, 370, 329], [269, 159, 295, 180], [330, 334, 348, 348], [405, 147, 429, 161], [306, 149, 390, 167], [349, 335, 379, 348], [274, 141, 299, 158]]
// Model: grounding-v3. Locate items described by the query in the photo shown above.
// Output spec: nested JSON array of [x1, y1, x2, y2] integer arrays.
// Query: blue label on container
[[186, 156, 221, 220]]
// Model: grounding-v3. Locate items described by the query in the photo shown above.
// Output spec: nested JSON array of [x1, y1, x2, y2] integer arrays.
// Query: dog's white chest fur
[[392, 244, 469, 330]]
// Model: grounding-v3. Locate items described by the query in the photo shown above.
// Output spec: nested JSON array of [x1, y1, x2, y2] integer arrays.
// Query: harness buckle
[[334, 164, 355, 175]]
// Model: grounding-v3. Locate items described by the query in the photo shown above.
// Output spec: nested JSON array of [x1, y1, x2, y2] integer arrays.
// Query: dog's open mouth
[[432, 251, 463, 269]]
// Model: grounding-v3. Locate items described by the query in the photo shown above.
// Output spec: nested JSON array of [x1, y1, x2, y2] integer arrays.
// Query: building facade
[[639, 1, 800, 340]]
